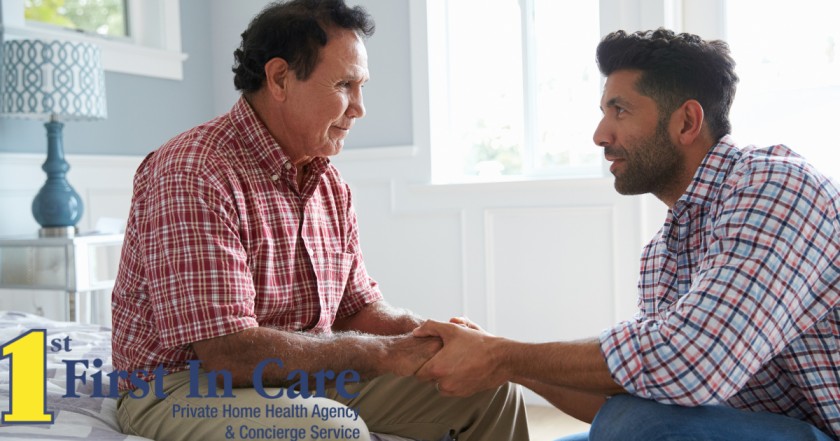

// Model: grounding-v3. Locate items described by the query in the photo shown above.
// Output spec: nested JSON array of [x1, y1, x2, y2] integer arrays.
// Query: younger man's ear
[[264, 57, 291, 101], [672, 99, 705, 145]]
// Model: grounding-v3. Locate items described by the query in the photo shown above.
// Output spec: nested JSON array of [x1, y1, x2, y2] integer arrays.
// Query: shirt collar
[[672, 135, 741, 214], [227, 96, 330, 181]]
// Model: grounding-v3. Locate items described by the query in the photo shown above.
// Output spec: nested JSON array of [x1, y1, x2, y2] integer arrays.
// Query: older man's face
[[282, 28, 369, 159]]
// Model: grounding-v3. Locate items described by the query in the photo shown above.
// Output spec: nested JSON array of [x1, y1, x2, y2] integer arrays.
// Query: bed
[[0, 311, 419, 441]]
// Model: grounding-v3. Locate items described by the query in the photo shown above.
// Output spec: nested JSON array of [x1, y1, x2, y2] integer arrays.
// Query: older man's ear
[[264, 57, 291, 102]]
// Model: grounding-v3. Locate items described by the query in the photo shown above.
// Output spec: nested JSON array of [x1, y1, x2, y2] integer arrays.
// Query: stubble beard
[[611, 120, 683, 196]]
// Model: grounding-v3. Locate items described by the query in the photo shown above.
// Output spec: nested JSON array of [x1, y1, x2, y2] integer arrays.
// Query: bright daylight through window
[[432, 0, 603, 182], [725, 0, 840, 179], [24, 0, 128, 38]]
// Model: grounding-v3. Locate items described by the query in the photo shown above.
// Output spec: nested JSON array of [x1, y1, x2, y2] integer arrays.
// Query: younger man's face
[[593, 69, 683, 196]]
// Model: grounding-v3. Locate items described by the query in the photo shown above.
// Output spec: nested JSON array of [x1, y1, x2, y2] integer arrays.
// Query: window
[[724, 0, 840, 179], [426, 0, 839, 183], [1, 0, 186, 80], [25, 0, 128, 38], [428, 0, 603, 182]]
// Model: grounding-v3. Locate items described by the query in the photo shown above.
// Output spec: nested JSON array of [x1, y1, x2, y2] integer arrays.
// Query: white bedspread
[[0, 311, 149, 440], [0, 311, 415, 441]]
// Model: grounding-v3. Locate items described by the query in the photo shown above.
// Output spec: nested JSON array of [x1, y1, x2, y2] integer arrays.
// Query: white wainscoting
[[486, 206, 618, 341], [0, 150, 655, 328], [340, 175, 650, 337], [0, 150, 666, 404], [332, 155, 659, 405]]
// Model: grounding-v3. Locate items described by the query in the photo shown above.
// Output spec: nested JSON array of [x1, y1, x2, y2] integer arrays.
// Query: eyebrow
[[600, 96, 630, 112], [346, 66, 370, 82]]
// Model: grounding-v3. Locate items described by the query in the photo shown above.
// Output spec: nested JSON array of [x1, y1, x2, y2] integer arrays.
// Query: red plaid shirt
[[601, 136, 840, 438], [111, 97, 382, 391]]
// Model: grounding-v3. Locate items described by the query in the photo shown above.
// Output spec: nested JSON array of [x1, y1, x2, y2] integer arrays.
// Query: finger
[[415, 335, 443, 351], [412, 319, 447, 338], [415, 360, 436, 381], [435, 381, 448, 395], [450, 316, 480, 330], [435, 381, 468, 398], [449, 316, 468, 325]]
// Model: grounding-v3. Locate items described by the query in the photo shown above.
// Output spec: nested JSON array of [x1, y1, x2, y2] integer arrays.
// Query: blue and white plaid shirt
[[601, 136, 840, 438]]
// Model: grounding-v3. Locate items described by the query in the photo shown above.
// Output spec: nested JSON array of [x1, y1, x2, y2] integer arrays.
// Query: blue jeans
[[557, 394, 833, 441]]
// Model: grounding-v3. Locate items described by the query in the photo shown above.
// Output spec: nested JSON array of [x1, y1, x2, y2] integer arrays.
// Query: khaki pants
[[117, 370, 529, 441]]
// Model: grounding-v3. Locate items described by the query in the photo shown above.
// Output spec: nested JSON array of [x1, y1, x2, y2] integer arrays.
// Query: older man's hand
[[383, 334, 443, 377], [413, 319, 511, 397]]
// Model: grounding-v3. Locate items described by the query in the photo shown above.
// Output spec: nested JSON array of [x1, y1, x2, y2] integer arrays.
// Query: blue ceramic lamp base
[[31, 119, 84, 238]]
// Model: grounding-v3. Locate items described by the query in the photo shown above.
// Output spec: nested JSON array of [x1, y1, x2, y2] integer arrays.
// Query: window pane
[[533, 0, 602, 175], [25, 0, 128, 38], [439, 0, 602, 180], [726, 0, 840, 179], [446, 0, 525, 177]]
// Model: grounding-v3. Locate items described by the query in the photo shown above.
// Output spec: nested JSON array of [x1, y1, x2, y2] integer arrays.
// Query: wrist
[[489, 336, 517, 382]]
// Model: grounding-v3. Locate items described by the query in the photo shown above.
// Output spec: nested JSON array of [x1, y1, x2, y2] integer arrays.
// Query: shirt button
[[271, 174, 279, 181], [284, 162, 293, 170]]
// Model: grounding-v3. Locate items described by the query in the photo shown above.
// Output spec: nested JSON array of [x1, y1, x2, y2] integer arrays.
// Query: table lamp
[[1, 39, 107, 237]]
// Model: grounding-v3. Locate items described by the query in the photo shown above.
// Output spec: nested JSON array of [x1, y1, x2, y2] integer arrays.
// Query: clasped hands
[[390, 317, 511, 397]]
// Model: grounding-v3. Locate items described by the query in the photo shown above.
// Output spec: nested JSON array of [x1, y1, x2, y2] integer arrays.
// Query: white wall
[[209, 0, 415, 148], [332, 148, 653, 335], [0, 151, 661, 338], [0, 0, 676, 407], [0, 0, 671, 335], [0, 3, 676, 409]]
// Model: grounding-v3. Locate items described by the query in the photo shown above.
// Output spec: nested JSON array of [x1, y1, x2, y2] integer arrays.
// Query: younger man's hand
[[383, 334, 443, 377]]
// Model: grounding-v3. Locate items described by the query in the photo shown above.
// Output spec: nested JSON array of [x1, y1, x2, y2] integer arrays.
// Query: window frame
[[1, 0, 187, 80], [425, 0, 616, 184]]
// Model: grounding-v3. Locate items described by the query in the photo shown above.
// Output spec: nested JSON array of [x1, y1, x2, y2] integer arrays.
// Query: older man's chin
[[325, 135, 349, 157], [329, 141, 345, 157]]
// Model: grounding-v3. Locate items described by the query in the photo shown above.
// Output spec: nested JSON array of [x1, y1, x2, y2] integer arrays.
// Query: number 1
[[1, 329, 54, 423]]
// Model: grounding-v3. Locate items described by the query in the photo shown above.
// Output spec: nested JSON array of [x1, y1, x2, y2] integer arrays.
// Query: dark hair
[[596, 28, 738, 140], [232, 0, 375, 93]]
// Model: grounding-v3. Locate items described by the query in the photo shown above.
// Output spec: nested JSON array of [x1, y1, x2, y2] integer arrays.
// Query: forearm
[[333, 300, 423, 335], [192, 326, 417, 387], [515, 378, 608, 423], [498, 338, 625, 396]]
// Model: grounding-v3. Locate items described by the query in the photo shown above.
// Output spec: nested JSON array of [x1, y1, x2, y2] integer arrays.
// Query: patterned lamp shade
[[1, 39, 107, 121]]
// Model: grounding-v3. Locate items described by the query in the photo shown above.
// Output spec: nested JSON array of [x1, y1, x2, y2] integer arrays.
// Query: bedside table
[[0, 233, 123, 323]]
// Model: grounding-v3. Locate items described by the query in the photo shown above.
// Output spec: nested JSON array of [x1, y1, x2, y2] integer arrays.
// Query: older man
[[111, 1, 528, 440]]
